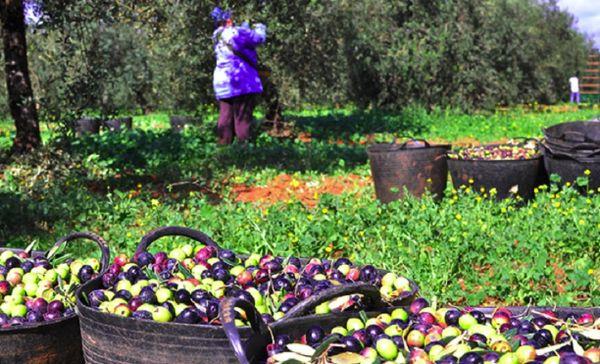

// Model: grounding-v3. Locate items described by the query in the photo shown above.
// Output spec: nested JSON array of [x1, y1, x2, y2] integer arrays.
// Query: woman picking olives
[[211, 7, 267, 144]]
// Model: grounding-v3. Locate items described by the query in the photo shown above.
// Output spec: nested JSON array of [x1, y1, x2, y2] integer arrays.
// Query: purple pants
[[570, 92, 580, 103], [217, 94, 255, 144]]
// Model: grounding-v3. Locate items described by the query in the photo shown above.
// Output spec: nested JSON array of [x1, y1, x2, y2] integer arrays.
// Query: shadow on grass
[[288, 108, 430, 141]]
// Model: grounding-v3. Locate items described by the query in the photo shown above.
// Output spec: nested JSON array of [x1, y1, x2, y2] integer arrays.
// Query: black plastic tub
[[76, 226, 418, 364], [544, 153, 600, 191], [221, 301, 600, 364], [367, 140, 450, 203], [544, 121, 600, 144], [170, 115, 200, 132], [0, 232, 109, 364], [78, 278, 382, 363], [448, 156, 542, 200], [102, 117, 133, 132], [74, 118, 101, 136]]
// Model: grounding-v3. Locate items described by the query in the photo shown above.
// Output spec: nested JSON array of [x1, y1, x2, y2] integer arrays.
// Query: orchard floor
[[0, 104, 599, 306]]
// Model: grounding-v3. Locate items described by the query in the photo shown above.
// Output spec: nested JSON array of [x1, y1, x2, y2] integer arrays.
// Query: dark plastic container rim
[[0, 232, 110, 332], [367, 139, 451, 154], [447, 155, 542, 163]]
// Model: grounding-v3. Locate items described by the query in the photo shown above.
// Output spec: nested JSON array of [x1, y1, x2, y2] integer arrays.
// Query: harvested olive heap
[[86, 244, 413, 324], [0, 250, 100, 328], [268, 298, 599, 364], [448, 141, 540, 161]]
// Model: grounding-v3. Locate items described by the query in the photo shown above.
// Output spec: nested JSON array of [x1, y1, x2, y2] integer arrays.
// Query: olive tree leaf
[[575, 328, 600, 340], [311, 335, 340, 360]]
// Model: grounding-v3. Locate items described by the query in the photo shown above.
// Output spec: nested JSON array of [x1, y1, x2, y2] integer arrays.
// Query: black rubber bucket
[[74, 118, 101, 136], [78, 266, 382, 362], [0, 232, 110, 364], [170, 115, 200, 132], [448, 156, 542, 200], [543, 153, 600, 191], [76, 226, 417, 364], [367, 140, 450, 203], [102, 117, 133, 132], [221, 302, 600, 364], [544, 121, 600, 144]]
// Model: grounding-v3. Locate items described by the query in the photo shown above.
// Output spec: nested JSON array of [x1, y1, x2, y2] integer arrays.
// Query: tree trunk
[[1, 0, 41, 153]]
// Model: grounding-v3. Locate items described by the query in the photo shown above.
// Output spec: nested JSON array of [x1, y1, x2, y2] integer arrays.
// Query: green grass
[[1, 105, 599, 306]]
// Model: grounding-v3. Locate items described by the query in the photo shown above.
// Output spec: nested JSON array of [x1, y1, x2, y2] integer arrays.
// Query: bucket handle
[[220, 296, 270, 364], [47, 232, 111, 276], [282, 282, 384, 320], [135, 226, 222, 257]]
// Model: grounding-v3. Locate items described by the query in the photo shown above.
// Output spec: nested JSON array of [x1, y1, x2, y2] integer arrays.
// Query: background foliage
[[0, 0, 593, 125]]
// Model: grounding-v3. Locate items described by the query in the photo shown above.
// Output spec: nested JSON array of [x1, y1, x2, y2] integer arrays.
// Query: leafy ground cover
[[0, 105, 598, 306]]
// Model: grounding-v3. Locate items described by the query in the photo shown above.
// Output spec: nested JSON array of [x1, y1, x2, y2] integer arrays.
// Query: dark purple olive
[[438, 355, 458, 364], [352, 329, 369, 346], [26, 310, 44, 323], [139, 286, 157, 304], [559, 353, 592, 364], [390, 318, 409, 329], [410, 297, 429, 314], [165, 258, 178, 272], [359, 265, 377, 282], [509, 317, 521, 328], [31, 297, 48, 314], [175, 308, 200, 324], [413, 323, 430, 334], [125, 266, 142, 282], [314, 280, 332, 292], [115, 289, 133, 301], [21, 260, 34, 273], [0, 265, 7, 276], [418, 312, 436, 325], [519, 320, 535, 334], [128, 297, 143, 312], [273, 277, 292, 292], [288, 257, 302, 268], [34, 260, 51, 270], [274, 334, 291, 348], [175, 289, 191, 304], [5, 257, 21, 269], [136, 252, 155, 267], [366, 325, 384, 340], [162, 302, 175, 317], [482, 352, 500, 363], [213, 269, 230, 282], [205, 300, 219, 320], [532, 316, 548, 328], [43, 311, 61, 321], [190, 289, 210, 304], [341, 336, 362, 353], [306, 325, 325, 345], [391, 335, 404, 348], [101, 272, 117, 288], [333, 258, 351, 268], [9, 317, 25, 326], [261, 314, 274, 324], [459, 352, 483, 364], [47, 300, 64, 313], [132, 310, 153, 320], [218, 249, 236, 262], [469, 333, 487, 346], [445, 309, 461, 326], [471, 310, 485, 324], [329, 270, 345, 281], [88, 290, 107, 307], [0, 313, 9, 325], [533, 329, 553, 346], [264, 260, 282, 273], [78, 264, 95, 284]]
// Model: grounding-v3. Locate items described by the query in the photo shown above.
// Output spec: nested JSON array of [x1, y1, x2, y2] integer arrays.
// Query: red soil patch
[[231, 173, 371, 207]]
